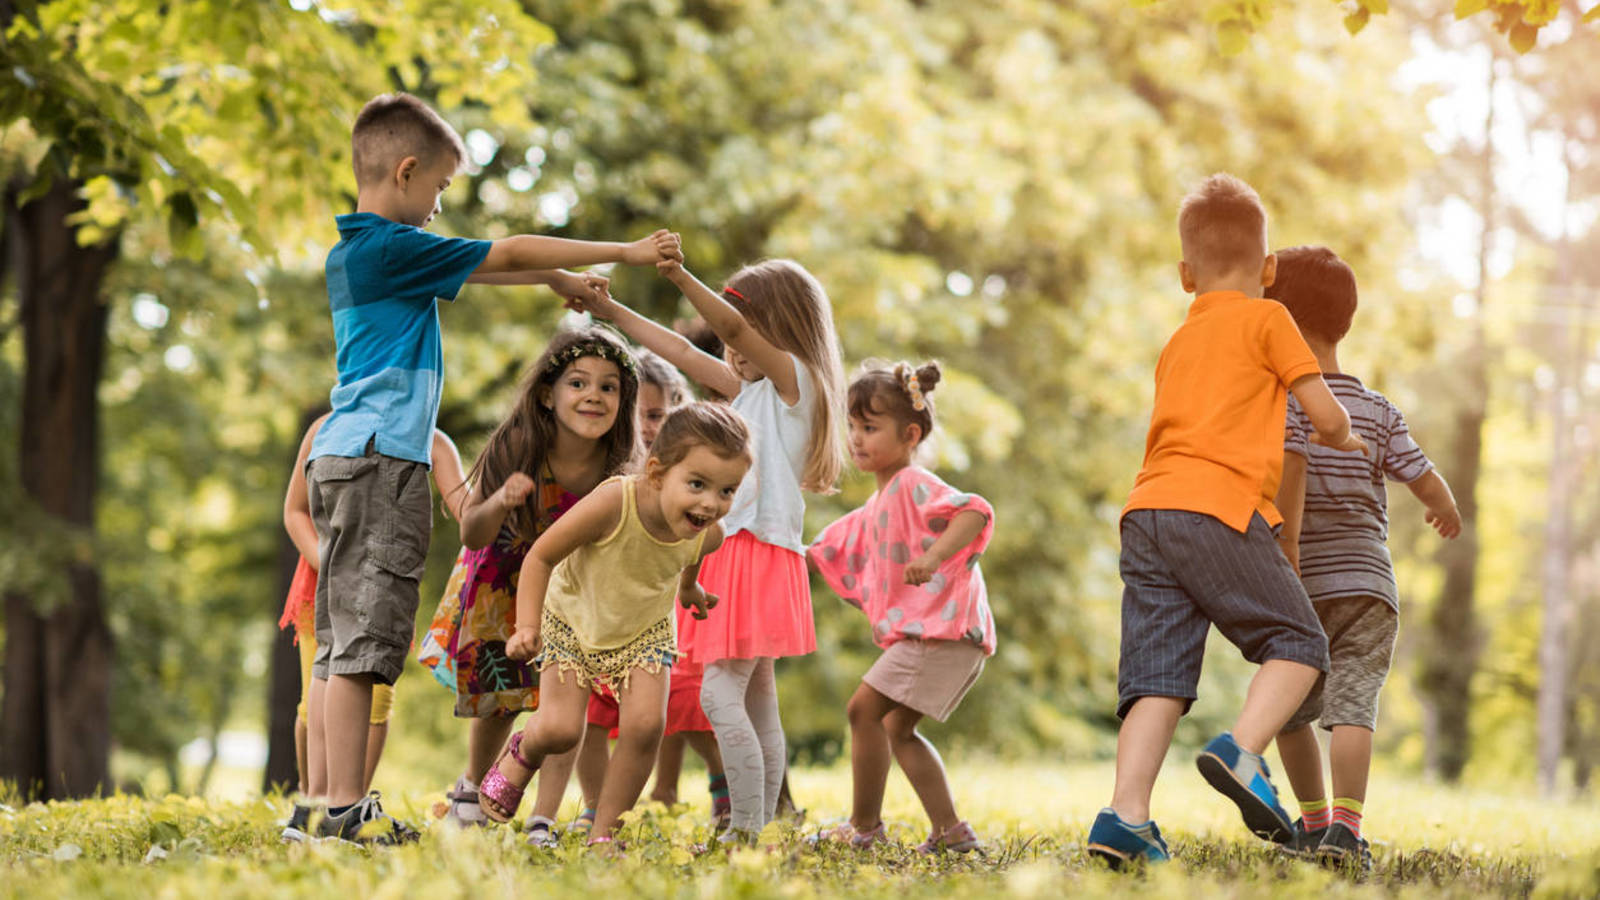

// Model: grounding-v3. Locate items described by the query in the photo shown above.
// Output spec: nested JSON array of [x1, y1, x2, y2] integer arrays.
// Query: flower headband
[[900, 366, 926, 411], [548, 339, 638, 378]]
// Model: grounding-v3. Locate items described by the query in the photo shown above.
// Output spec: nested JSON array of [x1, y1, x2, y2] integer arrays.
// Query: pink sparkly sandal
[[915, 820, 982, 855], [478, 732, 537, 823]]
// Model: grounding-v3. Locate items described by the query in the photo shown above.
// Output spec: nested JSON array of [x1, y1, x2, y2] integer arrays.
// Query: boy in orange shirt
[[1085, 174, 1367, 867]]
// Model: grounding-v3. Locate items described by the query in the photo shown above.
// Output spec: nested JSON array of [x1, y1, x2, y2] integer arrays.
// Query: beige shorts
[[862, 639, 986, 722], [1285, 596, 1398, 732]]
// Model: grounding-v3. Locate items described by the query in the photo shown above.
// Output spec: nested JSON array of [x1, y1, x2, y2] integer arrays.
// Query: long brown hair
[[469, 326, 640, 540], [723, 259, 845, 494]]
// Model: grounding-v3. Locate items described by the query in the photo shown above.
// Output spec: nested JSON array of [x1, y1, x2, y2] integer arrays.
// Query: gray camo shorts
[[306, 443, 432, 685], [1283, 595, 1397, 732]]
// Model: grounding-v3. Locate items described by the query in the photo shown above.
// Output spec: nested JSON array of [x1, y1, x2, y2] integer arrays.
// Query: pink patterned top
[[808, 466, 996, 654]]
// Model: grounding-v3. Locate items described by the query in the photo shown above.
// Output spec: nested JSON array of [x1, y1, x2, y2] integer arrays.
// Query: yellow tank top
[[544, 476, 709, 651]]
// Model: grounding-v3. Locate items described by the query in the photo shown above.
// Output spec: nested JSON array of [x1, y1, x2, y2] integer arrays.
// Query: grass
[[3, 760, 1598, 899]]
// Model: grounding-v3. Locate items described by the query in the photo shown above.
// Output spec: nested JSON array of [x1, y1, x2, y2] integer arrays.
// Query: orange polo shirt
[[1123, 290, 1322, 533]]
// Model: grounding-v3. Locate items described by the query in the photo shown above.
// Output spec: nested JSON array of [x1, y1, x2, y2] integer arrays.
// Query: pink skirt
[[680, 531, 814, 664]]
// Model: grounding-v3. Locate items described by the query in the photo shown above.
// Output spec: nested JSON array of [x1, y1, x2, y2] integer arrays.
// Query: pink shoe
[[916, 820, 981, 855], [810, 821, 887, 849], [478, 732, 536, 823]]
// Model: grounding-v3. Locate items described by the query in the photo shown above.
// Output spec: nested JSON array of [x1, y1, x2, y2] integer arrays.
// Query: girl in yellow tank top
[[475, 402, 753, 844]]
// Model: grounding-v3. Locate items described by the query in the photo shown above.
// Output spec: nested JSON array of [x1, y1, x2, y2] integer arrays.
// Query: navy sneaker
[[1278, 817, 1327, 859], [1195, 732, 1295, 844], [1316, 822, 1373, 876], [279, 799, 315, 844], [314, 791, 420, 846], [1086, 808, 1170, 869]]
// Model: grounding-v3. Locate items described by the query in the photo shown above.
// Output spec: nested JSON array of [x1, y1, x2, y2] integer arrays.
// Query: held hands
[[494, 471, 536, 512], [1425, 504, 1463, 539], [679, 584, 719, 620], [1309, 431, 1370, 455], [506, 625, 543, 662], [564, 282, 621, 320], [547, 270, 609, 307], [623, 229, 683, 267], [903, 553, 941, 586]]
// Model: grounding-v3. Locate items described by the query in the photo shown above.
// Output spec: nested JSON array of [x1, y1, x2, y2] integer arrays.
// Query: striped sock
[[1299, 798, 1331, 831], [709, 773, 730, 816], [1331, 798, 1363, 838]]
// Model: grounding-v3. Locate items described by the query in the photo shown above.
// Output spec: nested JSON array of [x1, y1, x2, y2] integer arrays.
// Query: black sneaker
[[1316, 822, 1373, 876], [314, 792, 421, 846], [280, 800, 316, 843], [1278, 818, 1327, 859]]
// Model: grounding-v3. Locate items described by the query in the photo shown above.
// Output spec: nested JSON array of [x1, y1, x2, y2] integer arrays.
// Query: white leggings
[[701, 657, 785, 833]]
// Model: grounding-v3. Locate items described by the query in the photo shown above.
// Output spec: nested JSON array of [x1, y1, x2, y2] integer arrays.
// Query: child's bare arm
[[678, 524, 725, 620], [473, 230, 680, 276], [571, 284, 742, 398], [1274, 451, 1308, 572], [660, 263, 801, 404], [904, 509, 989, 585], [283, 414, 329, 569], [429, 430, 469, 521], [506, 481, 626, 660], [1289, 375, 1366, 455], [1406, 469, 1462, 539], [457, 472, 536, 550], [464, 268, 607, 307]]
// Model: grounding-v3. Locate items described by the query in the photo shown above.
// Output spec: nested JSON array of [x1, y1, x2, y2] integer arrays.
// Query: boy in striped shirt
[[1268, 246, 1462, 873]]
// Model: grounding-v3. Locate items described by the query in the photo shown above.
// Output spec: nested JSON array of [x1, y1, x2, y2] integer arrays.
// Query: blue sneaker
[[1086, 808, 1170, 868], [1195, 732, 1294, 844]]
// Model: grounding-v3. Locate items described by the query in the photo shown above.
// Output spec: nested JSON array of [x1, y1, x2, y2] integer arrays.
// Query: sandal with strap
[[915, 820, 982, 855], [478, 732, 537, 823], [443, 776, 487, 827], [809, 821, 886, 849], [569, 806, 597, 837]]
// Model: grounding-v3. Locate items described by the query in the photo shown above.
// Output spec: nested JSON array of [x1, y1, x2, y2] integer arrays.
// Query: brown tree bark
[[0, 177, 120, 799]]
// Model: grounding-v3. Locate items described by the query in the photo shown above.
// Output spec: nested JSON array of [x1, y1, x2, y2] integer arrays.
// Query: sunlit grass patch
[[3, 762, 1598, 899]]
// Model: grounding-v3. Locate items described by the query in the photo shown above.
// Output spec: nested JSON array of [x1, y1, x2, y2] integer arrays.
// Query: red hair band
[[724, 286, 746, 301]]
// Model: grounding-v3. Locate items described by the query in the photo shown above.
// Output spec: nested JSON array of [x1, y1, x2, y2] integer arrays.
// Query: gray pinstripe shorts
[[1116, 509, 1329, 719]]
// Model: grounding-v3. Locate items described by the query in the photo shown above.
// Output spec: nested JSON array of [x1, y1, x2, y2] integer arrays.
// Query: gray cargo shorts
[[1283, 596, 1397, 732], [306, 443, 432, 685]]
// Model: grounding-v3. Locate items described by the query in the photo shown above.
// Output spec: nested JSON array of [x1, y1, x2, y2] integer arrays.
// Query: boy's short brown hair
[[1177, 173, 1269, 280], [1264, 245, 1358, 343], [351, 93, 468, 188]]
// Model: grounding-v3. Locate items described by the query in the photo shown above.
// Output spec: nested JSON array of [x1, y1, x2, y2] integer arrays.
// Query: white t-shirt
[[722, 354, 815, 554]]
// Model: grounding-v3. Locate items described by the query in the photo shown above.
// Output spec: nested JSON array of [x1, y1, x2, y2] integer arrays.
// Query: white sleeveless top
[[721, 354, 815, 554]]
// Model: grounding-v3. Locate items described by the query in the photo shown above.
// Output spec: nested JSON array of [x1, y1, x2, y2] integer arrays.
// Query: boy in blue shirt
[[305, 92, 679, 843]]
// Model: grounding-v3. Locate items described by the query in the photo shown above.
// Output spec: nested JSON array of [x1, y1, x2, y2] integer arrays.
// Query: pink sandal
[[478, 732, 537, 823]]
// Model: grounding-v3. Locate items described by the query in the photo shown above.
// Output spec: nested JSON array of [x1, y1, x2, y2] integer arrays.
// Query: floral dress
[[417, 472, 578, 717]]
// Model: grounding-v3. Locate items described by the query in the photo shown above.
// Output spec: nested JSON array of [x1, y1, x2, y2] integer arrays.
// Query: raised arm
[[505, 480, 626, 661], [472, 230, 680, 276], [457, 472, 535, 550], [1288, 374, 1366, 455], [571, 284, 742, 399], [903, 509, 989, 585], [1405, 469, 1462, 539], [660, 263, 800, 404], [1274, 450, 1308, 572], [283, 413, 331, 569], [430, 430, 469, 521]]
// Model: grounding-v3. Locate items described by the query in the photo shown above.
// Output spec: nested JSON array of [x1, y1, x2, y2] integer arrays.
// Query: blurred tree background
[[1, 0, 1597, 800]]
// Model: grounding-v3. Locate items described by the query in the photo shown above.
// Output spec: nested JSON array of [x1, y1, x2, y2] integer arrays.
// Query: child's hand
[[548, 270, 608, 307], [903, 553, 941, 586], [495, 471, 536, 511], [1311, 431, 1369, 455], [565, 282, 621, 320], [506, 625, 543, 662], [624, 229, 682, 266], [1426, 504, 1462, 539], [679, 584, 719, 620], [656, 256, 685, 279]]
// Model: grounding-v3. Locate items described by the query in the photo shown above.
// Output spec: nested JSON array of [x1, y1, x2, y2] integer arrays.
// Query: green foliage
[[2, 762, 1599, 898], [1171, 0, 1595, 54]]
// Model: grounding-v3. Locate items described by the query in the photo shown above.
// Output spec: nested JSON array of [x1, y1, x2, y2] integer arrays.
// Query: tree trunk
[[262, 407, 323, 794], [1417, 57, 1497, 784], [0, 177, 120, 800]]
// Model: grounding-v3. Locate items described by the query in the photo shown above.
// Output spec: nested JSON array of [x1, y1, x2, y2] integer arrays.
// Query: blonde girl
[[571, 256, 845, 838], [415, 326, 639, 836], [476, 403, 754, 845]]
